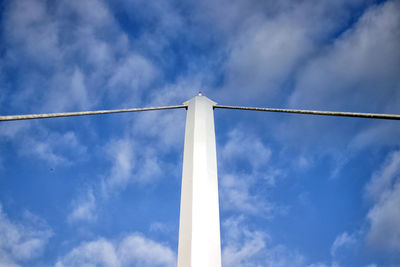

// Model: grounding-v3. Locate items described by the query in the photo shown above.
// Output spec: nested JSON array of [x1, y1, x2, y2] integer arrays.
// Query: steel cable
[[0, 105, 187, 122], [214, 105, 400, 120]]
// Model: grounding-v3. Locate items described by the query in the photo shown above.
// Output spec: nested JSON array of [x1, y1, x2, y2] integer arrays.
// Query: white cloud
[[136, 148, 162, 183], [116, 0, 184, 55], [330, 232, 357, 257], [220, 173, 274, 215], [220, 128, 272, 171], [289, 0, 400, 112], [107, 54, 159, 105], [364, 151, 400, 254], [366, 182, 400, 253], [68, 188, 97, 223], [307, 264, 329, 267], [0, 121, 87, 172], [323, 151, 400, 264], [104, 138, 135, 190], [222, 216, 305, 267], [223, 14, 313, 104], [118, 234, 176, 267], [270, 0, 400, 169], [214, 0, 371, 105], [218, 128, 283, 216], [101, 136, 165, 195], [59, 0, 113, 29], [55, 238, 119, 267], [351, 122, 400, 150], [2, 0, 159, 114], [19, 129, 87, 165], [0, 203, 52, 266], [126, 79, 198, 156], [0, 122, 31, 139], [307, 263, 341, 267], [4, 0, 60, 65], [55, 233, 176, 267], [365, 151, 400, 202], [132, 108, 186, 151], [149, 222, 171, 234], [44, 68, 90, 112]]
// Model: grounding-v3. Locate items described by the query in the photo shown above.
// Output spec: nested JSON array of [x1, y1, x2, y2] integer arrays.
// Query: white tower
[[177, 93, 222, 267]]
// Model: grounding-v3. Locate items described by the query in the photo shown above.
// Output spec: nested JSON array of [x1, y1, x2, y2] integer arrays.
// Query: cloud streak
[[55, 233, 176, 267], [0, 204, 52, 267], [222, 216, 305, 266], [365, 151, 400, 255]]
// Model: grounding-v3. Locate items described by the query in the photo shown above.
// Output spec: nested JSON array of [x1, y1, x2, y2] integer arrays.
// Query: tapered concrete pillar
[[177, 94, 221, 267]]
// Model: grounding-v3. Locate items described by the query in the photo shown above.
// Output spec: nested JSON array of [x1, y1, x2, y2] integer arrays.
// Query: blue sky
[[0, 0, 399, 266]]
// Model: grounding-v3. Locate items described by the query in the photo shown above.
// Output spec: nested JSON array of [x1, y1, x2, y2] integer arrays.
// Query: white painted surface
[[177, 95, 221, 267]]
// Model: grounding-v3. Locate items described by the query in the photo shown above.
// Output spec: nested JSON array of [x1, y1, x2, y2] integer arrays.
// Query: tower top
[[183, 93, 217, 107]]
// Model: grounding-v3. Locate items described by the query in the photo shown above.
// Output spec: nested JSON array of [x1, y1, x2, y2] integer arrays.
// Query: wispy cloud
[[289, 1, 400, 112], [330, 232, 357, 257], [19, 130, 87, 165], [100, 136, 165, 195], [102, 138, 135, 191], [222, 216, 305, 266], [218, 128, 284, 216], [322, 150, 400, 265], [0, 203, 52, 266], [0, 120, 87, 167], [220, 173, 263, 214], [55, 238, 119, 267], [55, 233, 176, 267], [2, 0, 159, 114], [68, 188, 97, 223], [223, 13, 313, 104], [365, 151, 400, 254]]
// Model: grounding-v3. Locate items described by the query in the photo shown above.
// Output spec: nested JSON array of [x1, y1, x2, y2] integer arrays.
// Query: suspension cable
[[2, 103, 399, 122], [214, 105, 400, 120], [0, 105, 187, 122]]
